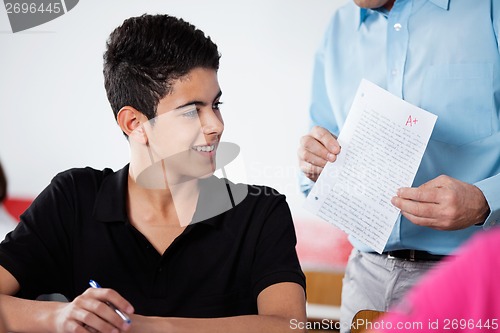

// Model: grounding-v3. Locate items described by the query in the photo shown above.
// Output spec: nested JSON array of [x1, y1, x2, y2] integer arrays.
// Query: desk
[[304, 269, 344, 332], [307, 303, 341, 332], [307, 303, 341, 321]]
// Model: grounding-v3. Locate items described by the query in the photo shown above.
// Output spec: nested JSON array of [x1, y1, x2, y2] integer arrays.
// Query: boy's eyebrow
[[175, 90, 222, 109]]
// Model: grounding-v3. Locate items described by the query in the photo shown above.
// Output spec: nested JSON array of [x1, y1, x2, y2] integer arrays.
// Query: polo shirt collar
[[190, 176, 243, 229], [93, 164, 129, 223], [93, 164, 232, 229], [358, 0, 450, 28]]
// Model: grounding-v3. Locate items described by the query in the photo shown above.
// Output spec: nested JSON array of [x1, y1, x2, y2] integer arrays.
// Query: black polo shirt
[[0, 165, 305, 317]]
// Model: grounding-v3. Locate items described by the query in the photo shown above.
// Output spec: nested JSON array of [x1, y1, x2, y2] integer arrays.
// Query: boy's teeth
[[194, 145, 214, 152]]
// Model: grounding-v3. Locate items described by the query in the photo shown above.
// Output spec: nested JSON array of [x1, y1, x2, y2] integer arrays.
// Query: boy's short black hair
[[103, 14, 220, 122]]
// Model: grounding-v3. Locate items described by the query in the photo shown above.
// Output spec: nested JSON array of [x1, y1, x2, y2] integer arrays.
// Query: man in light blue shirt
[[298, 0, 500, 331]]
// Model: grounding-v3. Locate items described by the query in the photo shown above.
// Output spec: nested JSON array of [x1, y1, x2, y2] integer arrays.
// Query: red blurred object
[[3, 197, 33, 222], [294, 217, 352, 271]]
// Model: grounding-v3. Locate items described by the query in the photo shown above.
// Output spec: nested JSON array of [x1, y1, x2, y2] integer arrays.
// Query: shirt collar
[[429, 0, 450, 10], [92, 164, 238, 229], [358, 8, 369, 27], [190, 177, 248, 229], [93, 164, 129, 223], [358, 0, 450, 28]]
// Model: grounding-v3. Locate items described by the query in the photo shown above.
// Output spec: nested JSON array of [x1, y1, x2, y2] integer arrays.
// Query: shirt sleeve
[[0, 171, 75, 299], [475, 173, 500, 229], [376, 229, 500, 332], [482, 1, 500, 228], [309, 18, 340, 135], [299, 171, 314, 197], [493, 0, 500, 55], [299, 16, 340, 197], [250, 191, 306, 300]]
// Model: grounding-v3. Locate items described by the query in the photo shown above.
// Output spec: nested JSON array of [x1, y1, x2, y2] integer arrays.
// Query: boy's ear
[[117, 106, 148, 144]]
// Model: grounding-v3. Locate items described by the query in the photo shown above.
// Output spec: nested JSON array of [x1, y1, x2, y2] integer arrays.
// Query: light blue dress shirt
[[302, 0, 500, 254]]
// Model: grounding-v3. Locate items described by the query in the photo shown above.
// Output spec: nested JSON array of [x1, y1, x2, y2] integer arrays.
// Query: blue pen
[[89, 279, 131, 324]]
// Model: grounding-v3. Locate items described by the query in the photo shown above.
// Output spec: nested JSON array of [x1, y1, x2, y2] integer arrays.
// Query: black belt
[[386, 249, 447, 262]]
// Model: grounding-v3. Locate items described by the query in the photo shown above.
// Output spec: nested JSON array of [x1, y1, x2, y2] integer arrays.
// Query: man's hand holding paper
[[304, 79, 438, 253], [392, 175, 490, 231], [298, 126, 341, 182]]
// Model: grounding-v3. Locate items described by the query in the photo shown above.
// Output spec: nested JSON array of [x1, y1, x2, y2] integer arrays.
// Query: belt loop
[[410, 250, 415, 262]]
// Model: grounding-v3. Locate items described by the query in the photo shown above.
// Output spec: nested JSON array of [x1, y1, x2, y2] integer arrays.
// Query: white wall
[[0, 0, 345, 219]]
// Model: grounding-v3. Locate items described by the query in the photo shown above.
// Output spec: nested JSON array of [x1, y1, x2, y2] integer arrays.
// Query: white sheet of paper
[[304, 79, 437, 253]]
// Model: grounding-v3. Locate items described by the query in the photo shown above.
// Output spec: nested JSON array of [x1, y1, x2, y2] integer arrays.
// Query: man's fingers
[[396, 187, 442, 203], [400, 210, 459, 231], [298, 127, 341, 182], [297, 144, 329, 168], [309, 126, 341, 154], [299, 135, 336, 164], [400, 211, 442, 229], [392, 196, 439, 219], [299, 160, 324, 182], [298, 133, 333, 182], [394, 176, 489, 230], [299, 127, 340, 166]]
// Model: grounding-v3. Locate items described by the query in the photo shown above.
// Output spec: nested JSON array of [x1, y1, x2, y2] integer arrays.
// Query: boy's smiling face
[[139, 67, 224, 184]]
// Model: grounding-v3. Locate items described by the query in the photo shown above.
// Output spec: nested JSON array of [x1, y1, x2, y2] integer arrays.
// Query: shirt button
[[393, 23, 402, 31], [391, 69, 398, 76]]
